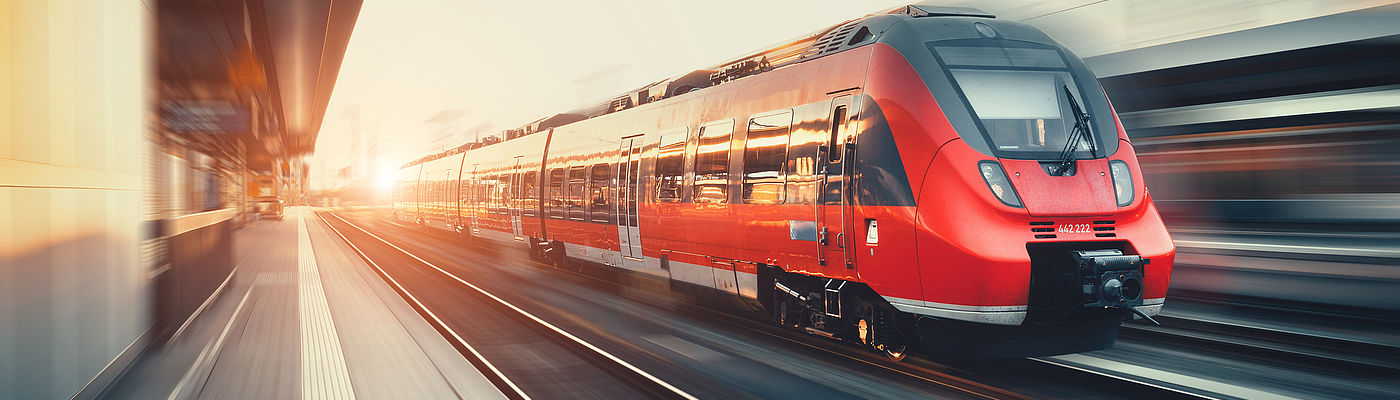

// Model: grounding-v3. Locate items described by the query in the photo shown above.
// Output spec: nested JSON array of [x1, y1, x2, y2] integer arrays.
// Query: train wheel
[[864, 303, 909, 362], [879, 344, 908, 362], [856, 318, 871, 345]]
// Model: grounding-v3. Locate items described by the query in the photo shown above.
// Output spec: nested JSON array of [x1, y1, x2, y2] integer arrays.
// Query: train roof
[[403, 2, 992, 168]]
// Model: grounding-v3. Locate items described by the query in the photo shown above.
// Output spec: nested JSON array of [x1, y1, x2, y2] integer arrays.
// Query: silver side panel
[[883, 296, 1028, 326]]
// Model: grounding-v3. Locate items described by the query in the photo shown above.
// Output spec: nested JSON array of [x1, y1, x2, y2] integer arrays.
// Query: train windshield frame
[[927, 39, 1115, 160]]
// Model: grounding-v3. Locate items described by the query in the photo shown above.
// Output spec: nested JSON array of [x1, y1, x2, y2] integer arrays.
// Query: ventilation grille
[[800, 22, 859, 59], [1094, 220, 1116, 237], [609, 96, 633, 113], [1030, 220, 1118, 238], [1030, 221, 1055, 239]]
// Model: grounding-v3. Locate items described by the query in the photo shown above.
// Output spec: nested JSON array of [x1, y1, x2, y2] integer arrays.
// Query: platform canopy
[[158, 0, 362, 171]]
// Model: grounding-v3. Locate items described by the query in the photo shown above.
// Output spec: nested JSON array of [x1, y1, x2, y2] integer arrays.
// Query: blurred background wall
[[0, 1, 152, 399], [3, 0, 356, 397]]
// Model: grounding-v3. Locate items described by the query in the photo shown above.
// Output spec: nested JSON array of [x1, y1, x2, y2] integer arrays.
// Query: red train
[[393, 4, 1174, 359]]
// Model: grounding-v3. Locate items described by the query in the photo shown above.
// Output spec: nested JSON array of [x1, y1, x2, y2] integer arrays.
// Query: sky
[[310, 0, 911, 191], [307, 0, 1399, 193]]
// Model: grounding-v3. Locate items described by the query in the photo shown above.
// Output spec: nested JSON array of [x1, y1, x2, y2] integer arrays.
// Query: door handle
[[836, 232, 845, 249]]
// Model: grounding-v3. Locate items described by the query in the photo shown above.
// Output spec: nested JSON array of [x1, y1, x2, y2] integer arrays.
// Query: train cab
[[847, 6, 1176, 357]]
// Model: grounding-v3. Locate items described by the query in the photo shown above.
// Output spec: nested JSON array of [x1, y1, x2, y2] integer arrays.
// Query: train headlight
[[1109, 160, 1134, 207], [978, 161, 1022, 207]]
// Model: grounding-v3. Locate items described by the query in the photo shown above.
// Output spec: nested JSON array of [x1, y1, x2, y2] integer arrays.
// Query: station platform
[[102, 207, 505, 399]]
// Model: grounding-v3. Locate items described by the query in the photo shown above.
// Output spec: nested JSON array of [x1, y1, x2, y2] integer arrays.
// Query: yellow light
[[374, 167, 396, 190]]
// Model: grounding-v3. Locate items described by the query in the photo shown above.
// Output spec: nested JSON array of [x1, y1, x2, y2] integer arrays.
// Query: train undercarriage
[[764, 269, 917, 361], [520, 233, 1153, 360], [762, 243, 1154, 360]]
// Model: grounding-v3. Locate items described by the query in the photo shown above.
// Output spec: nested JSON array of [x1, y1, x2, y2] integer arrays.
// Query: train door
[[469, 164, 481, 235], [509, 157, 525, 240], [816, 95, 856, 270], [616, 136, 645, 269]]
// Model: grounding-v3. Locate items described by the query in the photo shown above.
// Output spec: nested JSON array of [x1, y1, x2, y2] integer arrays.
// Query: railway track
[[1119, 313, 1400, 376], [320, 210, 1217, 399], [318, 211, 697, 400], [1040, 311, 1400, 399], [678, 299, 1213, 400], [323, 210, 1013, 399]]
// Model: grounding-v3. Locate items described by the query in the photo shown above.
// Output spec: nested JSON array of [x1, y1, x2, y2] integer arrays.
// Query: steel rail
[[317, 211, 531, 400], [324, 212, 699, 400], [1118, 316, 1400, 375]]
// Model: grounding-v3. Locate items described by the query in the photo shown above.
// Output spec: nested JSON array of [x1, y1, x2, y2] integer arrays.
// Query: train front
[[862, 14, 1174, 357]]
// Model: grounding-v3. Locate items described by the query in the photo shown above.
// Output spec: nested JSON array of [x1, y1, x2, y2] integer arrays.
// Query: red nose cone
[[999, 159, 1116, 217]]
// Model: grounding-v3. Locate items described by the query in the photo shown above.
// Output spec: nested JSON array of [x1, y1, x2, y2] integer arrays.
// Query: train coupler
[[1072, 249, 1149, 312]]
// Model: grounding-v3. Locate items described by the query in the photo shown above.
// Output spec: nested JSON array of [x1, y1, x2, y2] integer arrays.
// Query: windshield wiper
[[1053, 84, 1095, 176]]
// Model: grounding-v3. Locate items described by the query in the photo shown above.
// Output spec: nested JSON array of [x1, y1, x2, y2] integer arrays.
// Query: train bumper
[[895, 248, 1151, 357]]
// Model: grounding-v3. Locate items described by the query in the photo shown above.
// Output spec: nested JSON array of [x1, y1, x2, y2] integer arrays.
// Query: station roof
[[158, 0, 362, 169]]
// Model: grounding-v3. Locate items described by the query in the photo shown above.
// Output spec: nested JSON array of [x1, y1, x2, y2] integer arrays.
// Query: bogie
[[768, 271, 912, 360]]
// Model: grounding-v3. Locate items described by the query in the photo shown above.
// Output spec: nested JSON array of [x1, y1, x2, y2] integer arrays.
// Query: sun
[[373, 167, 397, 191]]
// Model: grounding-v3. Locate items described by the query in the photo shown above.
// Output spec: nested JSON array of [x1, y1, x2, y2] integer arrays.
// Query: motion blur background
[[2, 0, 1398, 398]]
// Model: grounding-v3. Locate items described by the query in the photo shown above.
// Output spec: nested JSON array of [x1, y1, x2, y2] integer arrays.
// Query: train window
[[952, 70, 1072, 151], [489, 174, 498, 210], [487, 175, 497, 211], [568, 166, 587, 220], [483, 174, 494, 213], [472, 174, 485, 212], [465, 166, 478, 213], [828, 106, 847, 164], [654, 129, 688, 202], [473, 175, 485, 213], [488, 174, 497, 210], [548, 168, 565, 219], [458, 177, 470, 210], [929, 42, 1111, 160], [589, 163, 612, 223], [498, 174, 511, 213], [506, 173, 519, 210], [522, 170, 538, 216], [624, 143, 642, 228], [442, 177, 450, 209], [486, 174, 500, 214], [743, 110, 793, 204], [464, 175, 474, 211], [692, 120, 733, 203], [448, 170, 460, 212]]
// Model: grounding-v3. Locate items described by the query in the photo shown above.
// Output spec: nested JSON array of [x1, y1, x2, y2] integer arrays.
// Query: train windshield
[[930, 43, 1106, 159]]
